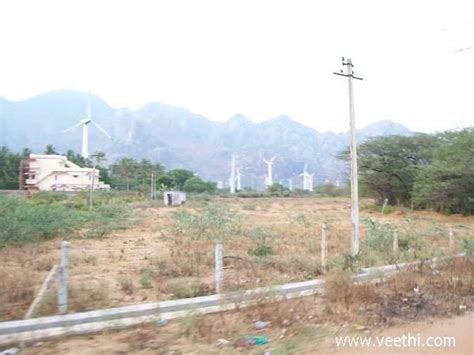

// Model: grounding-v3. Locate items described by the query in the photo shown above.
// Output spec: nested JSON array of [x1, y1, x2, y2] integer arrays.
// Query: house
[[19, 154, 110, 191]]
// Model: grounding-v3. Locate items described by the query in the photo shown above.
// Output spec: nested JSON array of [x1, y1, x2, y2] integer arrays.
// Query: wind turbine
[[263, 156, 276, 187], [62, 94, 112, 159], [299, 164, 313, 191], [288, 179, 293, 191]]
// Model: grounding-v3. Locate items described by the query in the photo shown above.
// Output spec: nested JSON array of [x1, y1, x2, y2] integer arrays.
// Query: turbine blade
[[270, 156, 276, 162], [62, 121, 82, 133], [91, 121, 113, 139]]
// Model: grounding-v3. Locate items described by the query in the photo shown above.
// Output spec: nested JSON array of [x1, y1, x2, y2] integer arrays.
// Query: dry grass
[[0, 197, 473, 321]]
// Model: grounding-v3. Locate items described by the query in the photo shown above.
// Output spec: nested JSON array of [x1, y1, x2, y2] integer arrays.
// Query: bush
[[166, 278, 210, 299], [461, 239, 474, 256], [173, 205, 241, 240], [247, 227, 276, 257], [0, 195, 130, 248], [364, 217, 394, 254], [0, 196, 83, 248]]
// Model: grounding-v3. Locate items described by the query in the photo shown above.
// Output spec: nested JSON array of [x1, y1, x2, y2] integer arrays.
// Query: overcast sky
[[0, 0, 472, 133]]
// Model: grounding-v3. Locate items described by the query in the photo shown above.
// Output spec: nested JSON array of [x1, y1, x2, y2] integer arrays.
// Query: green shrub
[[118, 278, 135, 294], [250, 243, 274, 257], [173, 205, 241, 240], [0, 195, 130, 248], [461, 238, 474, 256], [139, 268, 154, 289], [364, 217, 394, 254], [247, 227, 276, 257], [166, 277, 210, 299]]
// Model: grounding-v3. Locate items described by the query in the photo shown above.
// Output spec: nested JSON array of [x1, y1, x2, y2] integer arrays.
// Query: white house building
[[20, 154, 110, 192]]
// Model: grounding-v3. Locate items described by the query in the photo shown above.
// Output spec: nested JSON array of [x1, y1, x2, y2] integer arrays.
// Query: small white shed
[[163, 191, 186, 206]]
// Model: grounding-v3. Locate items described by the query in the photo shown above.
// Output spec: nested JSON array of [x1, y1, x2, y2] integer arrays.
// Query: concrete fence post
[[321, 223, 328, 272], [393, 231, 399, 254], [215, 241, 223, 294], [449, 227, 454, 251], [381, 198, 389, 213], [58, 241, 70, 314]]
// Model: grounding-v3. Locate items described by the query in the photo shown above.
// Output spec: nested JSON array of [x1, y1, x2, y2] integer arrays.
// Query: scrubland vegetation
[[0, 194, 472, 324]]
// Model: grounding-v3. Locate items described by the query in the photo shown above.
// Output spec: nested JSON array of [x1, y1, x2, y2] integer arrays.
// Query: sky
[[0, 0, 473, 133]]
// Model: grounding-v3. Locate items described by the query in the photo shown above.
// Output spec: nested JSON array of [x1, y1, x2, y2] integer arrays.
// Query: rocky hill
[[0, 90, 411, 189]]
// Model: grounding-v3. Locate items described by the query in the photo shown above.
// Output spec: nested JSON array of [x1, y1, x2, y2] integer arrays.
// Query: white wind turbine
[[263, 156, 276, 187], [300, 164, 314, 191], [62, 94, 112, 159]]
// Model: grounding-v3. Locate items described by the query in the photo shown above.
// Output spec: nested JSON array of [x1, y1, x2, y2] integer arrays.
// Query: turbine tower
[[288, 179, 293, 191], [229, 154, 236, 194], [62, 93, 112, 158], [299, 164, 313, 191], [308, 173, 314, 192], [235, 167, 243, 191], [263, 156, 276, 187]]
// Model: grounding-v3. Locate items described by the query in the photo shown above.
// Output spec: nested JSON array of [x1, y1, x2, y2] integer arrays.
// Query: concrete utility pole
[[334, 57, 363, 256]]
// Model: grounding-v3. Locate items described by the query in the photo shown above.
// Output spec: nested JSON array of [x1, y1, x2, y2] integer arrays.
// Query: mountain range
[[0, 90, 412, 189]]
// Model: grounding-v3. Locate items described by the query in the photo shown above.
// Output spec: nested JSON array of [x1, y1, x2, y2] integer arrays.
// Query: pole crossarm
[[332, 72, 363, 80]]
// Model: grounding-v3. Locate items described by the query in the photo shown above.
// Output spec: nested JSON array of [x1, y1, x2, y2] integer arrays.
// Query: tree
[[412, 129, 474, 215], [66, 149, 87, 167], [183, 176, 217, 193], [267, 183, 287, 193], [44, 144, 58, 155], [341, 134, 441, 205], [162, 169, 195, 190], [111, 158, 138, 191], [109, 157, 164, 191]]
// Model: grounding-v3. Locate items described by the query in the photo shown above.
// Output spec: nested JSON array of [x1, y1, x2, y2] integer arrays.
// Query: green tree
[[164, 169, 195, 190], [111, 158, 138, 191], [66, 149, 87, 167], [183, 176, 217, 193], [267, 183, 287, 193], [341, 134, 441, 205], [0, 146, 28, 189], [412, 129, 474, 215], [44, 144, 58, 155]]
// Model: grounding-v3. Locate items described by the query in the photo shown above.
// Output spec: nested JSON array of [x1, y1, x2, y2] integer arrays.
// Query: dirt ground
[[1, 196, 473, 353], [1, 197, 473, 320], [19, 311, 473, 354]]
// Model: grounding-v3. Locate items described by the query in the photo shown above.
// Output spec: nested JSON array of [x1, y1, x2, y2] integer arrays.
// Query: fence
[[0, 253, 465, 347]]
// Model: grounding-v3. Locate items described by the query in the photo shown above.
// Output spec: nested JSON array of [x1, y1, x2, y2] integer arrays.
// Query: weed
[[242, 204, 257, 211], [461, 238, 474, 256], [139, 268, 154, 289], [166, 277, 211, 299], [119, 278, 135, 295], [247, 227, 276, 257], [68, 280, 110, 312], [82, 254, 98, 266]]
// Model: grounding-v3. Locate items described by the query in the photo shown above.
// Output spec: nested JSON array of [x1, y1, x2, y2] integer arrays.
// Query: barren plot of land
[[1, 197, 473, 322]]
